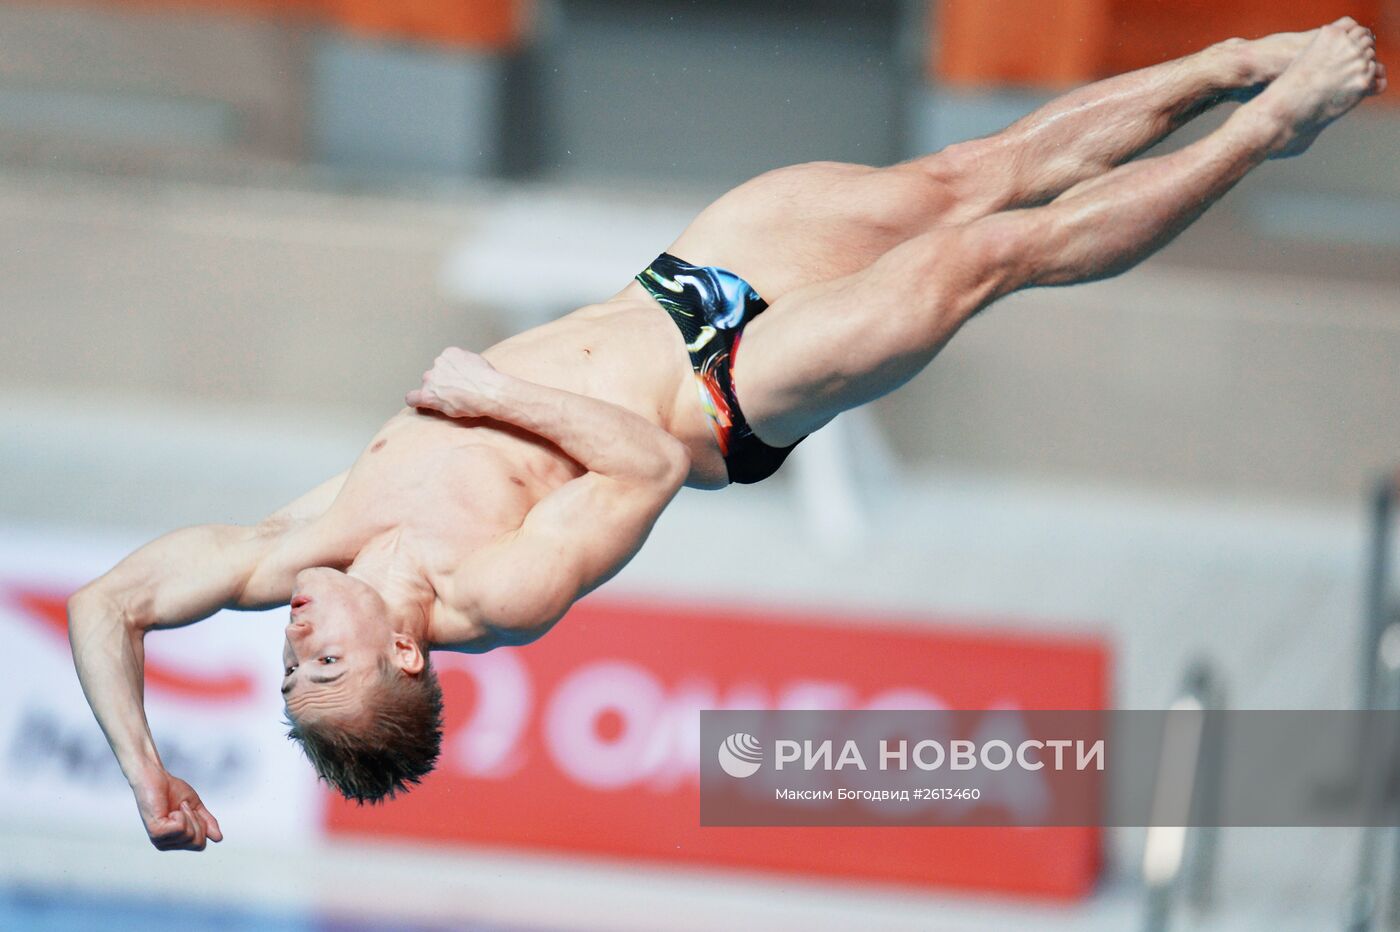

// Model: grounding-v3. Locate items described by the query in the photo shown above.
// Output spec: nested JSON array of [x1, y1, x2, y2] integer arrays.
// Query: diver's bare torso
[[301, 302, 702, 598]]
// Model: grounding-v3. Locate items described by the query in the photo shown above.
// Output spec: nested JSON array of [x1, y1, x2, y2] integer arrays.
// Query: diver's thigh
[[734, 227, 987, 446], [665, 162, 954, 302]]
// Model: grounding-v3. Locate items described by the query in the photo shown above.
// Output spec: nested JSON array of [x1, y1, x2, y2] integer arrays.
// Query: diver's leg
[[736, 25, 1380, 445], [912, 27, 1333, 215]]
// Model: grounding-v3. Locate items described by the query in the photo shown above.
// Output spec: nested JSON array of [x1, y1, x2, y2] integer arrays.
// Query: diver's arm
[[406, 347, 690, 485], [431, 452, 687, 650], [68, 581, 222, 851], [68, 522, 297, 849], [68, 473, 344, 831], [408, 348, 688, 645], [71, 461, 347, 848], [485, 466, 686, 632]]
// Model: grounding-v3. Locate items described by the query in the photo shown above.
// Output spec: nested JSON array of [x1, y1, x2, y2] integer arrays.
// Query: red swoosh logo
[[9, 587, 257, 703]]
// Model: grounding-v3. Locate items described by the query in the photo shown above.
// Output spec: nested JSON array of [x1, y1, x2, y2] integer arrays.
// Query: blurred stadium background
[[0, 0, 1398, 929]]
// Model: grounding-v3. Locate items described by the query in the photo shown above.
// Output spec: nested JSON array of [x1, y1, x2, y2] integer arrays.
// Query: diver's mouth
[[290, 594, 312, 613]]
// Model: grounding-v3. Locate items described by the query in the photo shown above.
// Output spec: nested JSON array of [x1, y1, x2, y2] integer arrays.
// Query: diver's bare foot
[[1215, 29, 1317, 98], [1249, 19, 1381, 159]]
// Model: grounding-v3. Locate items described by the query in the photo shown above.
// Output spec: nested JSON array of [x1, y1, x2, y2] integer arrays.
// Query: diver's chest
[[339, 427, 536, 531]]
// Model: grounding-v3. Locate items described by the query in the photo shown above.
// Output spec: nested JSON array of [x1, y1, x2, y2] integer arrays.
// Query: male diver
[[67, 22, 1385, 849]]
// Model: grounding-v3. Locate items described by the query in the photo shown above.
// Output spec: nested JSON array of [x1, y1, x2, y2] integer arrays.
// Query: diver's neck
[[346, 528, 432, 641]]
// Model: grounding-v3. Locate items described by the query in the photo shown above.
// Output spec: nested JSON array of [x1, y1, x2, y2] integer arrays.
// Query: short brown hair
[[285, 656, 444, 803]]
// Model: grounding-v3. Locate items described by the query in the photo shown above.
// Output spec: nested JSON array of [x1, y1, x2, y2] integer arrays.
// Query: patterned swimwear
[[636, 252, 803, 485]]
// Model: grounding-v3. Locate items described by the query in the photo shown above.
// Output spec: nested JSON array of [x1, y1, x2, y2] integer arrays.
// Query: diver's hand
[[406, 347, 504, 418], [134, 770, 223, 851]]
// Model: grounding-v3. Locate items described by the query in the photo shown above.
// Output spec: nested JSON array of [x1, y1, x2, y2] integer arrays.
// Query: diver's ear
[[391, 634, 426, 675]]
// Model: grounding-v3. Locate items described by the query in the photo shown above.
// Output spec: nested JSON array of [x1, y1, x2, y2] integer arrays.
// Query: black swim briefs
[[636, 252, 803, 485]]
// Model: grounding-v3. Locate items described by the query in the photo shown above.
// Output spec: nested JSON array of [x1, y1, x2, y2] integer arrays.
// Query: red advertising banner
[[327, 597, 1111, 898]]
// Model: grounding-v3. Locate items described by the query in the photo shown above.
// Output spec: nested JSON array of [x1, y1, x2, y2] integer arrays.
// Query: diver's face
[[281, 568, 390, 723]]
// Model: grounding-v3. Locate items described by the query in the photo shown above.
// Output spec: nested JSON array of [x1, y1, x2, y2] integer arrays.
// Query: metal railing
[[1361, 473, 1398, 713], [1141, 661, 1224, 932]]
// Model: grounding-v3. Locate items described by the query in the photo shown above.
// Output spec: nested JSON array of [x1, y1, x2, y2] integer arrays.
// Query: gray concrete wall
[[0, 3, 310, 162], [0, 171, 494, 413]]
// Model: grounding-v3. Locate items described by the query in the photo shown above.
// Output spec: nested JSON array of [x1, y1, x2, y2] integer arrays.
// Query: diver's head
[[281, 567, 443, 803]]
